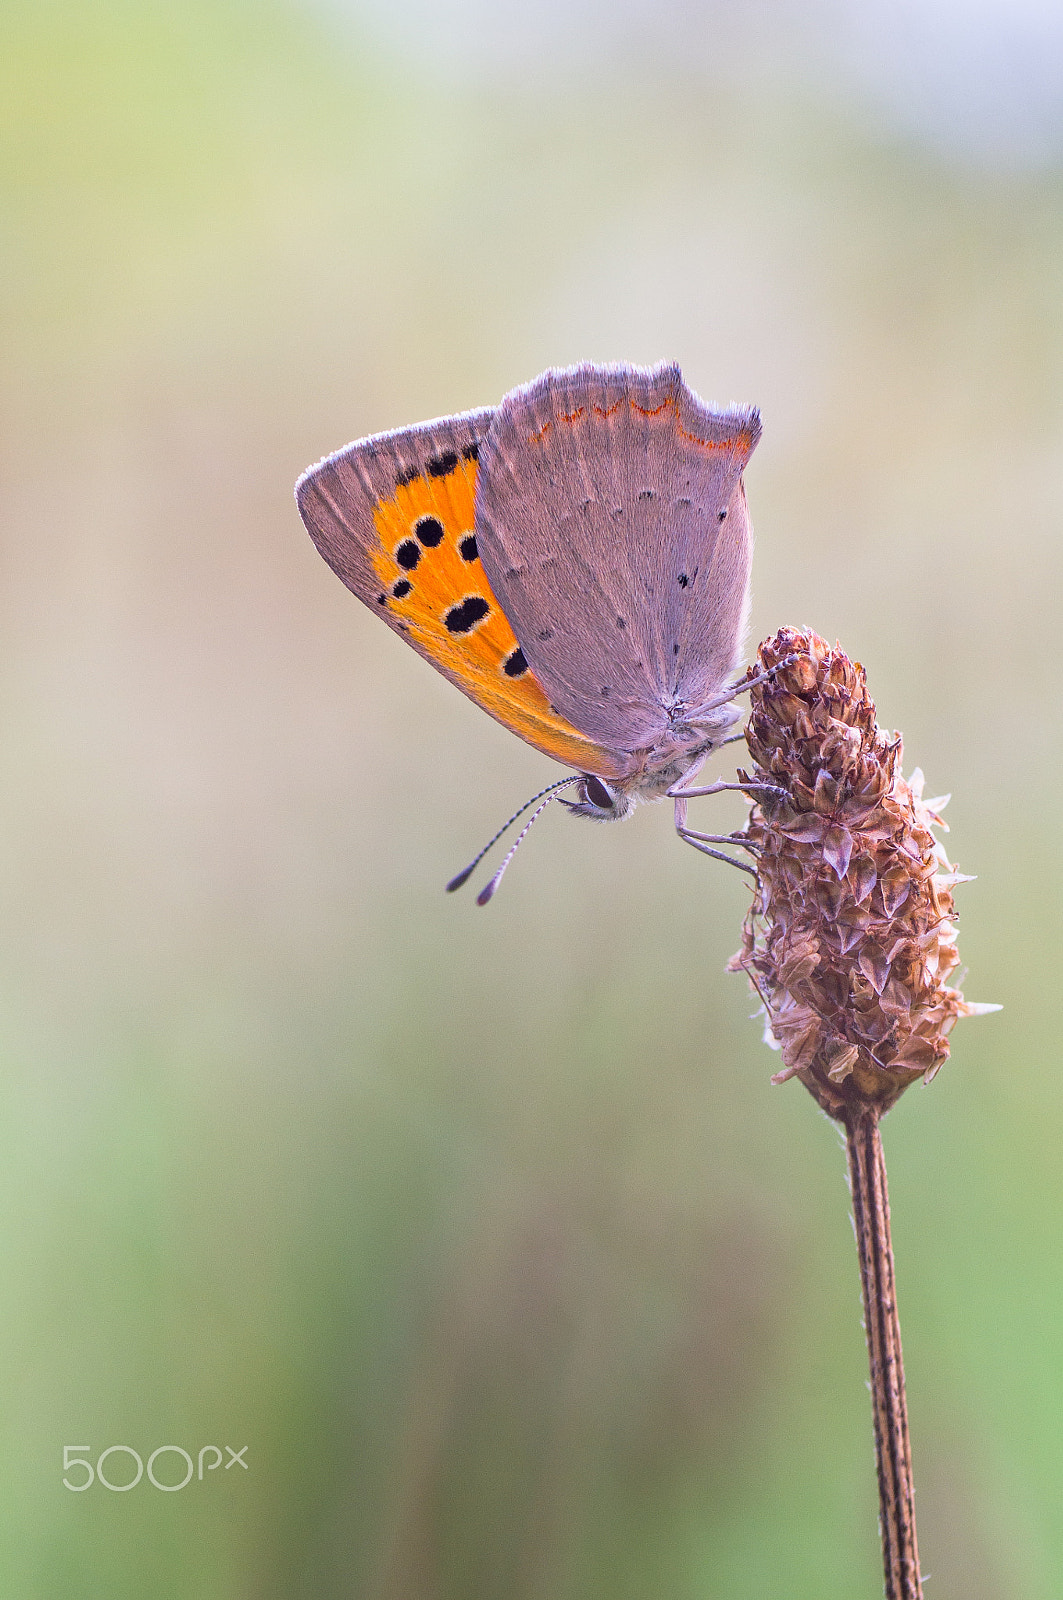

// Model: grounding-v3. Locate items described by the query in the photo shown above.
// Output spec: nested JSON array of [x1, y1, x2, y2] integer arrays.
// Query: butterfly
[[296, 362, 767, 899]]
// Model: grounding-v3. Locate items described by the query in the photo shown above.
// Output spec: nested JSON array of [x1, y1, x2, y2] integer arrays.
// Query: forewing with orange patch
[[296, 410, 624, 778]]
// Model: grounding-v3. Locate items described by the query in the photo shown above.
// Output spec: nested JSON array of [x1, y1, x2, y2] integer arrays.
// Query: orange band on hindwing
[[529, 393, 755, 456]]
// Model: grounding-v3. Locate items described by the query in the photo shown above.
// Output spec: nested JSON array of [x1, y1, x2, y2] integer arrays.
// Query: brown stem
[[844, 1108, 923, 1600]]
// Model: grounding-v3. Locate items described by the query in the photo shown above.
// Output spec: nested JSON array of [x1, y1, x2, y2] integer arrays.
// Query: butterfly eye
[[582, 775, 616, 811]]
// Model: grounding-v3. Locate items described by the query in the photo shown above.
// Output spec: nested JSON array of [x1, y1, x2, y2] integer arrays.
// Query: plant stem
[[844, 1108, 923, 1600]]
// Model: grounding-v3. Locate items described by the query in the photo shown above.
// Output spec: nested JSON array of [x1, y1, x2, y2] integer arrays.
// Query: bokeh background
[[3, 2, 1061, 1595]]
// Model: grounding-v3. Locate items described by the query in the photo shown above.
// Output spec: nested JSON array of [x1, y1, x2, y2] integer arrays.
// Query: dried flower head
[[729, 628, 997, 1120]]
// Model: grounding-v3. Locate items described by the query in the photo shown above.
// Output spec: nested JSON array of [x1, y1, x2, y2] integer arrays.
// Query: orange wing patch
[[369, 458, 621, 777]]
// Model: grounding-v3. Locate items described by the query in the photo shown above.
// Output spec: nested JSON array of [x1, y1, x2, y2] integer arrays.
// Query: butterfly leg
[[680, 826, 759, 854], [673, 794, 758, 877], [687, 654, 802, 718], [677, 830, 758, 877], [668, 777, 788, 803], [669, 745, 786, 876]]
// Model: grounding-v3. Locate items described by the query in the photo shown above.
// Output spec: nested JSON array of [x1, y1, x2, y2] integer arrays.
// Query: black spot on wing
[[392, 579, 412, 599], [396, 539, 420, 570], [393, 446, 470, 489], [415, 516, 444, 547], [718, 509, 727, 521], [459, 534, 478, 562], [445, 596, 490, 634], [678, 573, 689, 588], [502, 647, 527, 678]]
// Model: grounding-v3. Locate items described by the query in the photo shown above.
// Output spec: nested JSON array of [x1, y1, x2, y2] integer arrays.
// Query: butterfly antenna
[[474, 782, 579, 906], [445, 777, 580, 893]]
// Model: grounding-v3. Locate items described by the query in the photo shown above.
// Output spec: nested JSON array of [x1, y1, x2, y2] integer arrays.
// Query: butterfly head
[[563, 774, 637, 822]]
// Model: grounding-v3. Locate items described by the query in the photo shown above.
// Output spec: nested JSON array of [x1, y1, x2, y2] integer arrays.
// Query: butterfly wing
[[474, 363, 760, 752], [295, 408, 627, 779]]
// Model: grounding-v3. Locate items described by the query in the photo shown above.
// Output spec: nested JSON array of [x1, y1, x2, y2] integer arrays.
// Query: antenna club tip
[[476, 879, 499, 907], [445, 867, 474, 892]]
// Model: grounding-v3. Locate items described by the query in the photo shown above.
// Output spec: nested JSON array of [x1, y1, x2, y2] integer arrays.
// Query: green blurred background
[[2, 2, 1060, 1595]]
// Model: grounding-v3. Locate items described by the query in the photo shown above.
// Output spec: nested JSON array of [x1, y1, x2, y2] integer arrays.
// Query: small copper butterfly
[[296, 363, 764, 897]]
